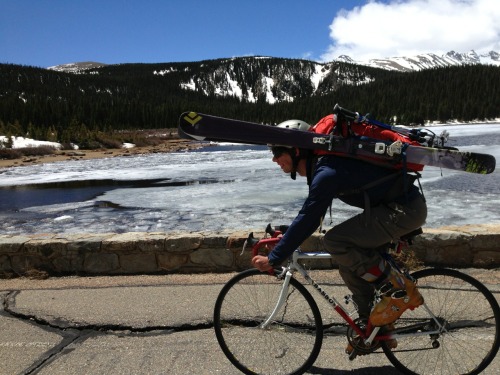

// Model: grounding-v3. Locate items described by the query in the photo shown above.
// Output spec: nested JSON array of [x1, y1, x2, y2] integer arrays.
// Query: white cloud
[[321, 0, 500, 62]]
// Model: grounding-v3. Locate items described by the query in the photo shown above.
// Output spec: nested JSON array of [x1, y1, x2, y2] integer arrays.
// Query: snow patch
[[54, 215, 74, 222], [0, 136, 61, 149]]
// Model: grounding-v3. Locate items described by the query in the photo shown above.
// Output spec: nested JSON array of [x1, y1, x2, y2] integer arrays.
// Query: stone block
[[189, 247, 234, 271], [102, 233, 141, 253], [473, 250, 500, 268], [102, 233, 166, 254], [157, 253, 189, 271], [83, 253, 120, 273], [225, 235, 247, 252], [233, 248, 253, 270], [469, 234, 500, 250], [65, 233, 108, 253], [10, 255, 53, 274], [23, 238, 69, 257], [420, 228, 471, 246], [52, 253, 85, 273], [200, 233, 230, 248], [164, 234, 202, 253], [119, 253, 159, 273], [135, 233, 166, 253], [9, 255, 27, 274], [424, 245, 473, 266], [0, 255, 12, 272], [0, 235, 29, 254]]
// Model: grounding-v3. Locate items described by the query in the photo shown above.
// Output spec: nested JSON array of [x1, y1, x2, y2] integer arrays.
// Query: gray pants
[[323, 196, 427, 317]]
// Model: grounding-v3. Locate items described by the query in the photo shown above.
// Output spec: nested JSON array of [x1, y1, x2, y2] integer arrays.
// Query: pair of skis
[[178, 110, 496, 175]]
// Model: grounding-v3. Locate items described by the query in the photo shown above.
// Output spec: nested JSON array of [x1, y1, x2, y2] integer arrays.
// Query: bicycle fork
[[259, 269, 294, 329]]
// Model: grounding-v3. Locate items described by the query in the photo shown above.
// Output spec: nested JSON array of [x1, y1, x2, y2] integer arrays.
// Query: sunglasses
[[271, 147, 288, 158]]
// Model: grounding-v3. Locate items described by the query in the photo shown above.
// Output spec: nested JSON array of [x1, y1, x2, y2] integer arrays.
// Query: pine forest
[[1, 58, 499, 147]]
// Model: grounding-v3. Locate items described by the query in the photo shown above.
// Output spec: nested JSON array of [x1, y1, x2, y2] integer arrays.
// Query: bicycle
[[213, 224, 500, 375]]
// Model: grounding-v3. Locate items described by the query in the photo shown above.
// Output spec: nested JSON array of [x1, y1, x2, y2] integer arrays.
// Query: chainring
[[346, 318, 381, 354]]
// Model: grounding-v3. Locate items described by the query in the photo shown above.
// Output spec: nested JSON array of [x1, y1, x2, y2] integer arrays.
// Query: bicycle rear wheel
[[214, 268, 323, 375], [382, 268, 500, 375]]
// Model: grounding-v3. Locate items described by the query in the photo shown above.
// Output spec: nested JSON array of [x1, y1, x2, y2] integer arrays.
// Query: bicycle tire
[[213, 268, 323, 375], [382, 268, 500, 375]]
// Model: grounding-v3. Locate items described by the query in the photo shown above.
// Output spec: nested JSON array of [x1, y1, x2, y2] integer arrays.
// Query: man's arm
[[265, 163, 338, 266]]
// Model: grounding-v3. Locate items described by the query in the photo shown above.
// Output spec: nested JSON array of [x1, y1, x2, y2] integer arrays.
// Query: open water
[[1, 124, 499, 235]]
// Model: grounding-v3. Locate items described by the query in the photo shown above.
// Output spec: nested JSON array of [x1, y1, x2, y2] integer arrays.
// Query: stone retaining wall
[[0, 224, 499, 276]]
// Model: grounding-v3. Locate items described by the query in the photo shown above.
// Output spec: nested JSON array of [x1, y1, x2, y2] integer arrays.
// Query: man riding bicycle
[[251, 118, 427, 351]]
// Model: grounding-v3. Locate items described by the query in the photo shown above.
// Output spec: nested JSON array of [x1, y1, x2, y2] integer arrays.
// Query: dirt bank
[[0, 139, 206, 169]]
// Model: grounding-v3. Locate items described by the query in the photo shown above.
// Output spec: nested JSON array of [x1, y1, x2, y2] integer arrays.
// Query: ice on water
[[1, 124, 499, 235]]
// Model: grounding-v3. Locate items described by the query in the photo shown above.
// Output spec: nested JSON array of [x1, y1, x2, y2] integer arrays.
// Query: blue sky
[[1, 0, 499, 68]]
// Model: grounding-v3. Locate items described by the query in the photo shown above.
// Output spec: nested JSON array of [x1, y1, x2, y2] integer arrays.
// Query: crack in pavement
[[3, 290, 213, 333], [1, 290, 213, 375]]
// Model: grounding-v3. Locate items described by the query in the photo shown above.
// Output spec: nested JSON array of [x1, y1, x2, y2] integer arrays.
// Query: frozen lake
[[1, 124, 499, 235]]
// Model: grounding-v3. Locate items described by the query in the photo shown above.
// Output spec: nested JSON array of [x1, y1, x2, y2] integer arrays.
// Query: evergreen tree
[[0, 61, 499, 144]]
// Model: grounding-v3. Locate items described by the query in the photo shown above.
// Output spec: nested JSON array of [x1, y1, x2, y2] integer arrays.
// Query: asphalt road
[[1, 268, 499, 375]]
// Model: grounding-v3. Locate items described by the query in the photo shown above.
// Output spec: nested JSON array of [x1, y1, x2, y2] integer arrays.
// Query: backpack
[[309, 107, 425, 172]]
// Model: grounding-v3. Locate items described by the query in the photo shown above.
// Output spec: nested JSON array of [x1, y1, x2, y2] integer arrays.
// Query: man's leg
[[338, 266, 374, 318], [323, 196, 427, 325]]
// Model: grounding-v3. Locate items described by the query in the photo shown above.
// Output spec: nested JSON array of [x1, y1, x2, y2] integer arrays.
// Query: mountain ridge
[[45, 50, 499, 105], [48, 49, 500, 74], [339, 50, 500, 72]]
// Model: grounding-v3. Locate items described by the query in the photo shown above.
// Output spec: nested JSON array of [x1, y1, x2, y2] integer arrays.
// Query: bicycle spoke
[[214, 269, 323, 375], [383, 268, 500, 375]]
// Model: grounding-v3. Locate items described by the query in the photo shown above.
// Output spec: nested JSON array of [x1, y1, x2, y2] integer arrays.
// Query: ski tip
[[179, 111, 203, 127], [177, 125, 192, 140], [178, 111, 204, 140], [465, 154, 496, 174]]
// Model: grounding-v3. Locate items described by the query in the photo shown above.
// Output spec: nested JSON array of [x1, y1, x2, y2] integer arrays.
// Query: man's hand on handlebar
[[251, 255, 273, 272]]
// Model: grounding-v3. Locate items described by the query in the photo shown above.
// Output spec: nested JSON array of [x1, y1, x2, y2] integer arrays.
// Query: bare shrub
[[0, 146, 56, 160], [16, 146, 57, 156], [0, 149, 22, 159], [95, 134, 123, 149]]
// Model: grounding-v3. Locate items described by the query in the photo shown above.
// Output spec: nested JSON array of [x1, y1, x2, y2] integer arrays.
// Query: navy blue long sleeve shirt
[[267, 155, 420, 265]]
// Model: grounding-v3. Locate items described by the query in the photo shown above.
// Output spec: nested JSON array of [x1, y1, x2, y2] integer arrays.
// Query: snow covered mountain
[[47, 61, 107, 74], [152, 57, 373, 104], [44, 50, 499, 105], [153, 50, 499, 103], [338, 50, 500, 72], [48, 50, 499, 75]]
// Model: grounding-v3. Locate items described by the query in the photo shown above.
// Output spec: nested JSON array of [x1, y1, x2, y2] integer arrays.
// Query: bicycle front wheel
[[383, 268, 500, 375], [214, 268, 323, 375]]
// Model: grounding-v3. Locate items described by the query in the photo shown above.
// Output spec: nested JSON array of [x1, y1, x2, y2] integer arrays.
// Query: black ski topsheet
[[179, 112, 496, 174], [179, 112, 396, 163]]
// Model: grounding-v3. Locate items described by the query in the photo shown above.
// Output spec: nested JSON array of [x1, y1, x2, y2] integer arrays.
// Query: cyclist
[[251, 119, 427, 350]]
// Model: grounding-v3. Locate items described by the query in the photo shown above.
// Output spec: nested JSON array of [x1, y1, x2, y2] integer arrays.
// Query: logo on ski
[[184, 112, 203, 126]]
